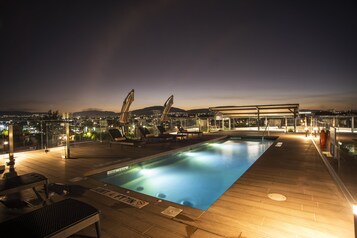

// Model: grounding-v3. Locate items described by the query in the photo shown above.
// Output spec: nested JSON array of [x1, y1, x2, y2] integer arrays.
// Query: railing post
[[40, 121, 44, 149], [4, 124, 17, 178], [8, 124, 14, 166], [65, 122, 70, 159], [61, 112, 71, 159]]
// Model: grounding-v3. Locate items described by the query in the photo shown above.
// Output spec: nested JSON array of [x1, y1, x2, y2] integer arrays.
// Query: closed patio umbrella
[[160, 95, 173, 123], [119, 89, 134, 125]]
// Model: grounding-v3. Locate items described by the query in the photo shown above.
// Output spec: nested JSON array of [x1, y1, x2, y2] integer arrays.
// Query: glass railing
[[313, 130, 357, 204], [0, 119, 111, 154], [0, 117, 207, 154]]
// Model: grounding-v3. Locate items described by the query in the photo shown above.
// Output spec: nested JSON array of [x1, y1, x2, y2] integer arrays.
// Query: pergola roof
[[209, 103, 299, 117]]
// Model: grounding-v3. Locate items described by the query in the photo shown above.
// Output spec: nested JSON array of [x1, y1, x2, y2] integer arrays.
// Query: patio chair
[[177, 125, 203, 137], [157, 125, 187, 140], [0, 198, 101, 237], [108, 128, 144, 147], [138, 126, 174, 142], [0, 172, 49, 205]]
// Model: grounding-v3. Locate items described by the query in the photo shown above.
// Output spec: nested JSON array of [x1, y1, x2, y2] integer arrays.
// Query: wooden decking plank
[[191, 229, 225, 238], [83, 187, 199, 237], [144, 226, 188, 238], [80, 196, 154, 235]]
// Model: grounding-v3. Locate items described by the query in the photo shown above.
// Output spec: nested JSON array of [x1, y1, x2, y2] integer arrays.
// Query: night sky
[[1, 0, 357, 112]]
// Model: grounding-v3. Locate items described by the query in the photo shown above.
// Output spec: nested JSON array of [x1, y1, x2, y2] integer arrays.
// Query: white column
[[294, 117, 297, 133], [207, 118, 210, 132], [352, 116, 354, 133], [333, 117, 336, 127], [257, 109, 260, 131]]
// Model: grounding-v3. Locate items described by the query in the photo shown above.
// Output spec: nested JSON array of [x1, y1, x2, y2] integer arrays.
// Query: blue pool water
[[93, 138, 274, 210]]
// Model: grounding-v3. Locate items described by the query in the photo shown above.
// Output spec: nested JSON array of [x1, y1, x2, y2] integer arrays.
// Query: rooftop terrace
[[0, 132, 355, 238]]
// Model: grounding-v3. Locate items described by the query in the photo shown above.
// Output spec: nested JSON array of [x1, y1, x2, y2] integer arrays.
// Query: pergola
[[209, 103, 299, 132]]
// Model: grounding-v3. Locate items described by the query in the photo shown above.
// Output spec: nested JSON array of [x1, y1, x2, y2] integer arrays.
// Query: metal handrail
[[262, 123, 269, 141]]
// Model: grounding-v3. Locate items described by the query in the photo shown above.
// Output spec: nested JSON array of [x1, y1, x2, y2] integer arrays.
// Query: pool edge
[[84, 135, 227, 177]]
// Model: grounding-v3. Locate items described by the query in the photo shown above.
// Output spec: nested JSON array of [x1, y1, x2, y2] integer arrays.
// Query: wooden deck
[[0, 132, 354, 238]]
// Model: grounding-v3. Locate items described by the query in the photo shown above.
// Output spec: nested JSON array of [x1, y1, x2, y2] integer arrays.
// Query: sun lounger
[[0, 198, 101, 238], [108, 128, 144, 147], [0, 172, 49, 203], [157, 125, 187, 140], [177, 125, 203, 137], [138, 126, 174, 142]]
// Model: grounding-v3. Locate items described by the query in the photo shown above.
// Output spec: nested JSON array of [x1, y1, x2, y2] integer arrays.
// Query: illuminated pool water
[[92, 138, 274, 210]]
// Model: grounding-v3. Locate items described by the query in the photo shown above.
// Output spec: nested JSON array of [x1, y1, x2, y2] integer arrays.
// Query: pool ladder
[[262, 123, 270, 141]]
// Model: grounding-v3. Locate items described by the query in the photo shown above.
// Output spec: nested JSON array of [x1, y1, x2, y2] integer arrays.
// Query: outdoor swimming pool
[[92, 138, 274, 210]]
